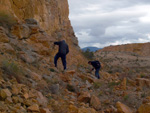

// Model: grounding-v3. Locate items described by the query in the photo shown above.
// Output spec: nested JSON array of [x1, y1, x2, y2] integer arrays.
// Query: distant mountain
[[82, 47, 102, 52]]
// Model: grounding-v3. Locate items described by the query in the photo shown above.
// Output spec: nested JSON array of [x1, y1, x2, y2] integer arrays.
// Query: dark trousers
[[54, 53, 66, 70], [95, 68, 100, 79]]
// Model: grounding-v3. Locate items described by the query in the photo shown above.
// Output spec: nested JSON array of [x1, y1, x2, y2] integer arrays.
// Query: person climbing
[[54, 39, 69, 70], [88, 60, 101, 79]]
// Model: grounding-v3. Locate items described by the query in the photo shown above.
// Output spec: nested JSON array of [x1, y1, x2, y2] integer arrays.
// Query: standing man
[[54, 39, 69, 70], [88, 61, 101, 79]]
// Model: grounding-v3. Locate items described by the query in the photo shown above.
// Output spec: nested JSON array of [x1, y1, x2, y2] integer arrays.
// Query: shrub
[[1, 59, 23, 82], [108, 81, 121, 88], [93, 82, 102, 89], [82, 48, 94, 60], [0, 11, 16, 28]]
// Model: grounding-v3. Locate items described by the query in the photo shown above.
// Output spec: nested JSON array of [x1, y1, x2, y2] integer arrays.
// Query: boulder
[[116, 101, 133, 113], [0, 27, 9, 43], [49, 84, 59, 94], [121, 77, 127, 90], [25, 18, 38, 25], [90, 95, 101, 110], [11, 24, 30, 39], [68, 105, 78, 113], [27, 104, 40, 112], [78, 91, 91, 103], [40, 108, 51, 113], [136, 78, 150, 88], [36, 91, 48, 107], [0, 89, 12, 100], [78, 107, 97, 113], [137, 103, 150, 113]]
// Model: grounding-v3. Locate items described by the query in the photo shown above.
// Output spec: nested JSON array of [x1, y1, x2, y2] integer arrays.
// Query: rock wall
[[0, 0, 86, 68]]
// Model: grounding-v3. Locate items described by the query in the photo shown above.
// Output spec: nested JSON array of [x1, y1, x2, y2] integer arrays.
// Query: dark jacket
[[91, 61, 101, 69], [54, 40, 69, 55]]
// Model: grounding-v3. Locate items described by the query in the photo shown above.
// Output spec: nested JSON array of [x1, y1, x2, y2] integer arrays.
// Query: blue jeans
[[95, 68, 100, 79], [54, 53, 66, 70]]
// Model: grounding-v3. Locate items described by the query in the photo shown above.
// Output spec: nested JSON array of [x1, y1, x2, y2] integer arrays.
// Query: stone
[[0, 27, 9, 43], [40, 108, 51, 113], [23, 93, 29, 99], [36, 91, 48, 107], [68, 105, 78, 113], [49, 84, 59, 94], [30, 72, 42, 81], [121, 77, 127, 90], [0, 89, 12, 100], [28, 25, 40, 34], [78, 91, 91, 103], [136, 78, 150, 88], [66, 70, 76, 76], [116, 101, 133, 113], [137, 103, 150, 113], [11, 24, 30, 39], [27, 104, 39, 112], [5, 97, 13, 104], [25, 18, 38, 25], [90, 95, 101, 110], [0, 43, 15, 54], [12, 96, 19, 104], [12, 84, 20, 95], [78, 107, 97, 113], [78, 74, 96, 83]]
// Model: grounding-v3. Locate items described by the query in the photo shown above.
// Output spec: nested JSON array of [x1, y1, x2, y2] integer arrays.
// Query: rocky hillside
[[0, 0, 150, 113], [97, 43, 150, 56]]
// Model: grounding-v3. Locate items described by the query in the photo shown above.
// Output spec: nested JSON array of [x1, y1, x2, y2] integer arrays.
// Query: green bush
[[0, 12, 16, 28]]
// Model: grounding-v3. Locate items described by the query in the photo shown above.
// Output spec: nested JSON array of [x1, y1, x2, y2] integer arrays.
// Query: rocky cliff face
[[0, 0, 85, 68], [96, 43, 150, 56]]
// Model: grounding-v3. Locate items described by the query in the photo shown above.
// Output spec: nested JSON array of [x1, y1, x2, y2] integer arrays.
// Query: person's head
[[88, 61, 92, 65]]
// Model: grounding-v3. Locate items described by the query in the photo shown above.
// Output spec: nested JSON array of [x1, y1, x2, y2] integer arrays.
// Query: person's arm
[[91, 67, 95, 71], [66, 45, 69, 54], [54, 41, 60, 45]]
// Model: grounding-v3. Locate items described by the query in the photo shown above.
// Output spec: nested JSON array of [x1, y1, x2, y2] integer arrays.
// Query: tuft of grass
[[93, 82, 102, 89], [123, 95, 129, 101], [140, 73, 146, 78], [49, 68, 55, 72], [0, 11, 16, 28], [108, 81, 121, 88]]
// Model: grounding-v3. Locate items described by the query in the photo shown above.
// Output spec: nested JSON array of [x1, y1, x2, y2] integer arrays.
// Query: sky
[[68, 0, 150, 48]]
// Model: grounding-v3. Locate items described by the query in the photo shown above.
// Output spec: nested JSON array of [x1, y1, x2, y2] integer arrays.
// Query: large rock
[[11, 24, 30, 39], [68, 105, 78, 113], [137, 103, 150, 113], [78, 91, 91, 103], [78, 107, 97, 113], [40, 108, 51, 113], [90, 95, 101, 110], [0, 89, 12, 100], [0, 27, 9, 43], [116, 101, 133, 113], [136, 78, 150, 88], [27, 104, 40, 112]]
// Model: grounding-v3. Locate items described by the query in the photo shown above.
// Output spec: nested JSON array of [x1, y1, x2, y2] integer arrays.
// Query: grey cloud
[[68, 0, 150, 48]]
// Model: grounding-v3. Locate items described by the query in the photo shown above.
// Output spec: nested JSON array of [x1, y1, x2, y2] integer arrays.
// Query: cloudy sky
[[68, 0, 150, 48]]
